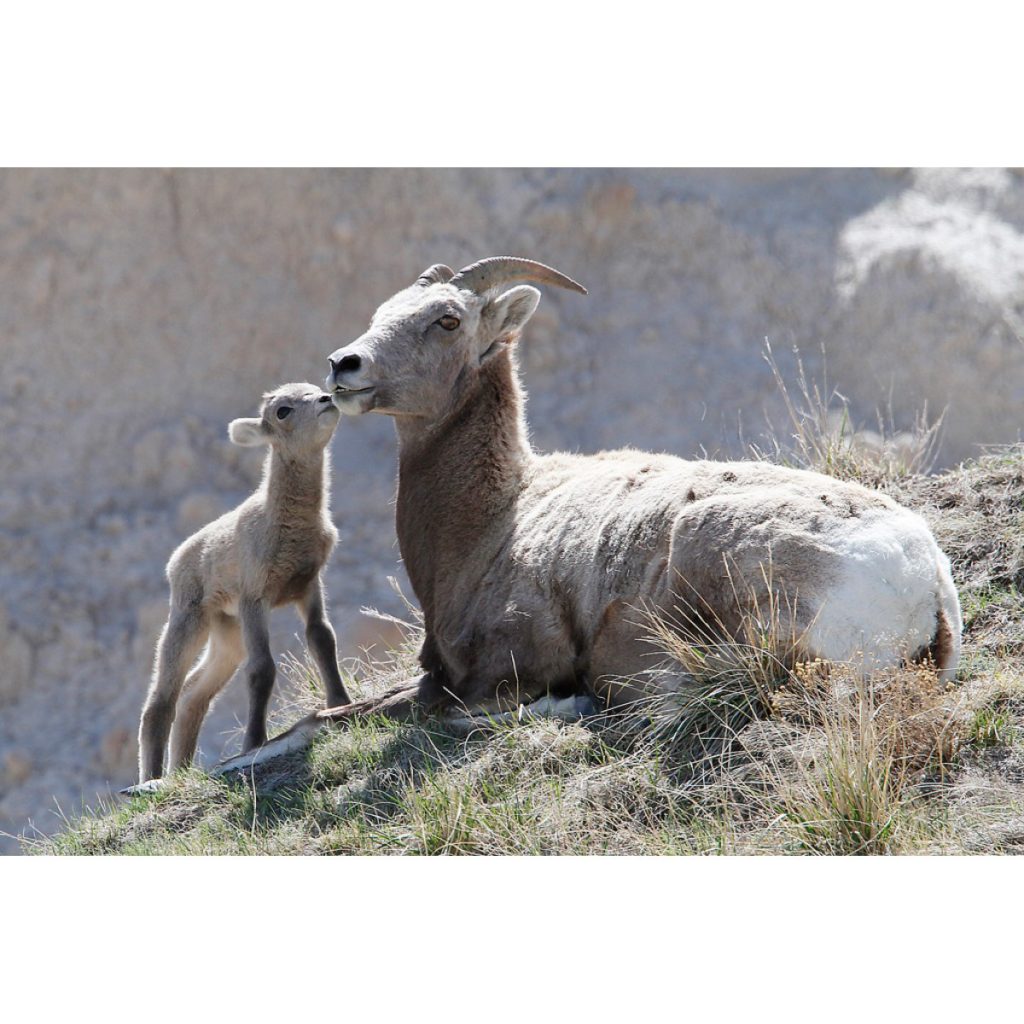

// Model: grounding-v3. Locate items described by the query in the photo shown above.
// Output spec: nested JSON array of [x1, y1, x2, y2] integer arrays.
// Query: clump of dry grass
[[622, 575, 804, 775], [756, 341, 944, 487], [765, 663, 967, 854], [624, 584, 974, 854], [771, 660, 963, 770]]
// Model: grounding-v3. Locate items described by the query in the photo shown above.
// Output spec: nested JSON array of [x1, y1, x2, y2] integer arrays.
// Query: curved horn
[[449, 256, 587, 296], [416, 264, 455, 286]]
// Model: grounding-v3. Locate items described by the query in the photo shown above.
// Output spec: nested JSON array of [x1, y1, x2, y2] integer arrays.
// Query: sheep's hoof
[[573, 693, 600, 718], [120, 779, 167, 796]]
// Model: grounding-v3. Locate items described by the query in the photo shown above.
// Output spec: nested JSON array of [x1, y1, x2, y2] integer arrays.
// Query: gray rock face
[[2, 168, 1023, 851]]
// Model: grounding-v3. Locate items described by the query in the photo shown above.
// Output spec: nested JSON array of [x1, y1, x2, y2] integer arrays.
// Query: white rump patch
[[805, 507, 953, 672]]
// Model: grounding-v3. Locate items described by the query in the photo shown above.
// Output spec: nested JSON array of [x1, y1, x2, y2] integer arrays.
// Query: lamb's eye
[[437, 315, 460, 331], [276, 406, 293, 420]]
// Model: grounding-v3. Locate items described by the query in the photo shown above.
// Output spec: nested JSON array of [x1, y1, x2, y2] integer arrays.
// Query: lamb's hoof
[[120, 779, 167, 796], [573, 694, 600, 718]]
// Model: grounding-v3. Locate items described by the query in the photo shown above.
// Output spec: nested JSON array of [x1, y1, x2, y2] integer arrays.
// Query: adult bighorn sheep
[[220, 256, 961, 774]]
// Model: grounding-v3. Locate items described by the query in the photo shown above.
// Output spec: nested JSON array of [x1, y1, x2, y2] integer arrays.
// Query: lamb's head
[[228, 382, 340, 454], [326, 257, 587, 421]]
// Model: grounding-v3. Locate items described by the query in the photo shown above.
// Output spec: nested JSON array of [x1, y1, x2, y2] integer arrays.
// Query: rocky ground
[[3, 168, 1024, 852]]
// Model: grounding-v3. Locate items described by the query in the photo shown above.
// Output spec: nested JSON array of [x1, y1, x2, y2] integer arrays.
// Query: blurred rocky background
[[1, 168, 1023, 851]]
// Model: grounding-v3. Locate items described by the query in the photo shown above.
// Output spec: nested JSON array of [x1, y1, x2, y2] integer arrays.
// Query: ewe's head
[[326, 257, 586, 421], [228, 383, 340, 455]]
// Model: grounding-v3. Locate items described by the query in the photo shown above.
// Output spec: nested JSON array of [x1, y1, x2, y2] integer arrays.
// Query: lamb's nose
[[330, 353, 361, 375]]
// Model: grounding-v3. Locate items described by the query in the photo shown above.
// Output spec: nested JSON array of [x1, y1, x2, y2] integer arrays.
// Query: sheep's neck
[[395, 355, 531, 608], [262, 449, 329, 522]]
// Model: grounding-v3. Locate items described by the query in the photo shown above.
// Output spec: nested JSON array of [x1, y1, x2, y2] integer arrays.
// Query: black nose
[[329, 353, 361, 375]]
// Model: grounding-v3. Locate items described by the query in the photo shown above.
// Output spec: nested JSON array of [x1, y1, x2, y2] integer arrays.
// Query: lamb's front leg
[[298, 579, 351, 708], [239, 597, 275, 751]]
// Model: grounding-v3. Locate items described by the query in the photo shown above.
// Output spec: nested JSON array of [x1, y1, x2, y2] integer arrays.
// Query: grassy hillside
[[32, 440, 1024, 856]]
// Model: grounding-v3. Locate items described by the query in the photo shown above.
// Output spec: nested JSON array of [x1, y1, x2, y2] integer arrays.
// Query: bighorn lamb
[[222, 257, 962, 773], [135, 383, 349, 785]]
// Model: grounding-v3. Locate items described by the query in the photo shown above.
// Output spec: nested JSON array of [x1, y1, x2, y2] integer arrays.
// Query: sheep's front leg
[[239, 597, 275, 752], [298, 579, 351, 709]]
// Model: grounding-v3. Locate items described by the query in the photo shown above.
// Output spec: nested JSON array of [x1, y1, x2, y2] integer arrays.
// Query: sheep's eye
[[276, 406, 293, 420], [437, 315, 460, 331]]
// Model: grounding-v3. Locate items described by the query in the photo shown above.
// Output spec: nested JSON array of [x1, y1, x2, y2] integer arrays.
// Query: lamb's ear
[[228, 417, 270, 447], [479, 285, 541, 363]]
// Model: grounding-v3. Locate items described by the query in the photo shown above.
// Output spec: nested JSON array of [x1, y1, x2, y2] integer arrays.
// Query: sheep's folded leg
[[214, 677, 426, 777], [441, 693, 599, 735], [317, 678, 423, 723], [213, 712, 325, 776]]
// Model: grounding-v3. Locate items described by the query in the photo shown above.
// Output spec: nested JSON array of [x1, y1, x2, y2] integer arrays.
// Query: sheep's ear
[[228, 417, 270, 447], [479, 285, 541, 363]]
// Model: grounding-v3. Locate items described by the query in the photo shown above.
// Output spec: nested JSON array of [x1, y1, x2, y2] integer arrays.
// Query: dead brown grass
[[622, 580, 977, 854], [756, 340, 945, 488]]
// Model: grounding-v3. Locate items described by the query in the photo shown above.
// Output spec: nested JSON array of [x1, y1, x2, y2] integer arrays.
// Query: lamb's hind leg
[[168, 615, 244, 771], [138, 605, 209, 783]]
